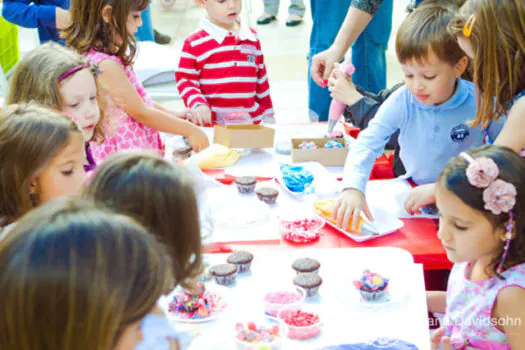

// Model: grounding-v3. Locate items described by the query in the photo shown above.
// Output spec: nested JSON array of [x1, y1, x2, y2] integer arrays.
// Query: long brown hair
[[449, 0, 525, 128], [85, 152, 203, 287], [7, 42, 106, 143], [439, 145, 525, 277], [0, 198, 174, 350], [63, 0, 149, 66], [0, 103, 82, 227]]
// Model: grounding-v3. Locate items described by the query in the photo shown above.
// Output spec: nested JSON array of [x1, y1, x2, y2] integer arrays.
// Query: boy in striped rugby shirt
[[176, 0, 274, 125]]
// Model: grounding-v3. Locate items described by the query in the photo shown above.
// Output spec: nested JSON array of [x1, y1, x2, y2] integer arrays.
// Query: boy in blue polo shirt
[[333, 3, 500, 229]]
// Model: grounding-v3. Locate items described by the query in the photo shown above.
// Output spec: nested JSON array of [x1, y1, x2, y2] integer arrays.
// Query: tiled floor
[[14, 0, 410, 123]]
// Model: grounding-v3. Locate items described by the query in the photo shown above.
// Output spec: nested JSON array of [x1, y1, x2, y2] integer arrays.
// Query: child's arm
[[254, 41, 274, 122], [2, 1, 70, 29], [494, 97, 525, 152], [427, 291, 447, 314], [493, 286, 525, 347], [334, 88, 406, 229], [152, 101, 189, 120], [175, 41, 212, 126], [98, 60, 209, 151]]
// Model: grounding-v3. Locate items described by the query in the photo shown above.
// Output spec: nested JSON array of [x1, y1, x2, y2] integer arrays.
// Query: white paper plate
[[276, 162, 340, 201]]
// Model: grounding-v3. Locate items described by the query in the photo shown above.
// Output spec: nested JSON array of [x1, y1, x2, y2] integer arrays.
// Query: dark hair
[[448, 0, 525, 128], [64, 0, 149, 66], [0, 198, 173, 350], [85, 152, 203, 288], [397, 2, 466, 65], [0, 103, 82, 226], [407, 0, 466, 13], [439, 145, 525, 276]]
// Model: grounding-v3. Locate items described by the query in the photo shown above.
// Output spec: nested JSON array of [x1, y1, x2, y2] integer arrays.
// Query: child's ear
[[101, 5, 113, 24], [454, 56, 469, 78]]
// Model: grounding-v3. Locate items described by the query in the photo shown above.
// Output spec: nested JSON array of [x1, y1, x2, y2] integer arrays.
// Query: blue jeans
[[308, 0, 393, 121], [136, 6, 155, 41]]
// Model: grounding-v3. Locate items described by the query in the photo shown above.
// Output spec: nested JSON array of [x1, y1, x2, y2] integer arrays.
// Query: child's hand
[[191, 105, 212, 126], [170, 108, 191, 120], [327, 63, 360, 106], [186, 126, 209, 152], [431, 327, 451, 350], [55, 8, 71, 29], [405, 183, 436, 216], [333, 188, 374, 231]]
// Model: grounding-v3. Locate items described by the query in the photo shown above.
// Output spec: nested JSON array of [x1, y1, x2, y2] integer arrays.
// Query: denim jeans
[[136, 6, 155, 42], [308, 0, 393, 121]]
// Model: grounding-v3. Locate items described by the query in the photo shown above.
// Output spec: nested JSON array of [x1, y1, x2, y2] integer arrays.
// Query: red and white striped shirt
[[175, 18, 274, 124]]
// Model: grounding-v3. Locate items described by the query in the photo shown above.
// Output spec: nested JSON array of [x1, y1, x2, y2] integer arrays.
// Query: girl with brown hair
[[62, 0, 209, 164], [0, 198, 178, 350], [0, 103, 86, 233]]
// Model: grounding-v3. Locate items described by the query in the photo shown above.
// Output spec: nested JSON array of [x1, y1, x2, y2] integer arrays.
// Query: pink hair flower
[[465, 157, 499, 188], [483, 179, 517, 215]]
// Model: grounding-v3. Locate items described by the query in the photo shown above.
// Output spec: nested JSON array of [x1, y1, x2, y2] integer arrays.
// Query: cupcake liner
[[256, 193, 278, 204], [302, 286, 320, 298], [233, 262, 252, 273], [360, 288, 388, 302], [236, 183, 256, 194], [213, 273, 237, 286]]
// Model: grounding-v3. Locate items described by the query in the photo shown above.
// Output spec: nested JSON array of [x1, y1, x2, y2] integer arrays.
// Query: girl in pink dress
[[429, 145, 525, 349], [63, 0, 209, 163]]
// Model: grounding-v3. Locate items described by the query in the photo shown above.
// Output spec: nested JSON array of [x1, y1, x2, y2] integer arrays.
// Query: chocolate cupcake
[[172, 145, 192, 160], [235, 176, 257, 194], [210, 263, 238, 286], [226, 251, 254, 273], [255, 187, 279, 205], [293, 273, 322, 297], [292, 258, 320, 275], [353, 270, 389, 302]]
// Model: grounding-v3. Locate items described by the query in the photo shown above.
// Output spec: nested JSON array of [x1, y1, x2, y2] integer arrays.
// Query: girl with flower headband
[[428, 145, 525, 349], [63, 0, 209, 163], [8, 43, 105, 172], [449, 0, 525, 156]]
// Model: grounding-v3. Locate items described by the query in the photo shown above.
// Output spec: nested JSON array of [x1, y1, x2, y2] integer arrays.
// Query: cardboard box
[[291, 137, 348, 166], [213, 125, 275, 149]]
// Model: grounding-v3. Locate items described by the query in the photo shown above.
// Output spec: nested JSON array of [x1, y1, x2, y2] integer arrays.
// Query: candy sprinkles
[[168, 290, 226, 320]]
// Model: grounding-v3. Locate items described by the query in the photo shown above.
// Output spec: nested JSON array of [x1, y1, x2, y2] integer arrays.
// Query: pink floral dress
[[443, 262, 525, 349], [85, 49, 163, 163]]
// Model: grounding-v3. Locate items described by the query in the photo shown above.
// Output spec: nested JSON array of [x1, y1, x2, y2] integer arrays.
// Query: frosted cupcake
[[353, 270, 389, 302]]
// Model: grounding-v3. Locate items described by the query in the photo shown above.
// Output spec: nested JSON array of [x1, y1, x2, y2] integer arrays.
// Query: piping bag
[[327, 61, 355, 135]]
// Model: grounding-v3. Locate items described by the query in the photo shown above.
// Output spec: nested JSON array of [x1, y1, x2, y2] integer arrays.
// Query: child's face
[[457, 36, 475, 59], [126, 11, 143, 37], [60, 69, 101, 141], [401, 50, 466, 106], [205, 0, 242, 29], [35, 133, 86, 204], [435, 182, 505, 266]]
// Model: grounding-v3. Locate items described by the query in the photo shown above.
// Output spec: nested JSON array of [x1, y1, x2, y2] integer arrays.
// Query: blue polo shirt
[[343, 79, 501, 193], [2, 0, 69, 44]]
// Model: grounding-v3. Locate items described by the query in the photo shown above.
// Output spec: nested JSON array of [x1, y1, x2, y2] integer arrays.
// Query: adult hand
[[310, 46, 344, 88]]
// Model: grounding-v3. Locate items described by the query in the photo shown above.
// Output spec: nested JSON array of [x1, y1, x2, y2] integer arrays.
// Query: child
[[7, 42, 105, 172], [85, 152, 203, 289], [333, 3, 500, 229], [449, 0, 525, 156], [63, 0, 209, 163], [0, 104, 86, 232], [429, 145, 525, 349], [175, 0, 274, 125], [0, 198, 178, 350]]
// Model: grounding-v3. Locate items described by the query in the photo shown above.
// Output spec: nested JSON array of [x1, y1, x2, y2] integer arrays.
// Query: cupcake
[[210, 263, 238, 285], [172, 144, 192, 160], [353, 270, 389, 302], [255, 187, 279, 204], [292, 258, 320, 275], [227, 251, 254, 273], [235, 176, 257, 194], [293, 273, 322, 297], [178, 283, 207, 313]]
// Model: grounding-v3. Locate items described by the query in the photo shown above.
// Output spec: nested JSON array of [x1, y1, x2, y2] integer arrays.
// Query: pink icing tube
[[327, 61, 355, 135]]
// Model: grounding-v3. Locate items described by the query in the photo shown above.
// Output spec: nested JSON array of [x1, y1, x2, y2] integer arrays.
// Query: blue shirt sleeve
[[484, 119, 505, 144], [342, 87, 406, 193], [2, 0, 57, 29]]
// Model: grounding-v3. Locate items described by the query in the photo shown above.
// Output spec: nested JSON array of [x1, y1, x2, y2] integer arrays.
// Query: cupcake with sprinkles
[[353, 270, 389, 302]]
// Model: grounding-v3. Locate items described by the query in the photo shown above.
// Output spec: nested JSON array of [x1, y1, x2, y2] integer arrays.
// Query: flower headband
[[460, 152, 517, 215], [58, 64, 101, 83]]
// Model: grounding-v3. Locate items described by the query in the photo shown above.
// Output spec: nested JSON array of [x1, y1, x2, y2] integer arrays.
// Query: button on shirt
[[343, 79, 501, 193]]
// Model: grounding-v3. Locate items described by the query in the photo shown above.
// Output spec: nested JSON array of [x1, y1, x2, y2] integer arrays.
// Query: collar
[[199, 16, 257, 44], [409, 78, 472, 111]]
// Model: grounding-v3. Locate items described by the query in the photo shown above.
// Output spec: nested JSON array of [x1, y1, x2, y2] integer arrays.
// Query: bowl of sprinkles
[[263, 285, 305, 316], [166, 284, 227, 323], [234, 316, 287, 350], [279, 215, 325, 244], [277, 305, 322, 340]]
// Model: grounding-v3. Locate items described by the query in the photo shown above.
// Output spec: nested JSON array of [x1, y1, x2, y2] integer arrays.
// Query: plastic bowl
[[262, 286, 306, 317], [234, 315, 288, 350], [278, 215, 325, 244], [277, 305, 322, 340]]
